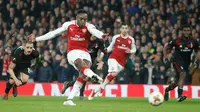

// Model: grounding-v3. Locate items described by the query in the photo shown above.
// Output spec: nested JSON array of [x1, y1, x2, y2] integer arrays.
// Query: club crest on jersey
[[190, 43, 193, 48], [128, 40, 131, 44], [82, 28, 87, 33]]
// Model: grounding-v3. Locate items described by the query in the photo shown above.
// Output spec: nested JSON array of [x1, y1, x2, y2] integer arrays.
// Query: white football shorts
[[108, 58, 124, 73], [67, 50, 92, 70]]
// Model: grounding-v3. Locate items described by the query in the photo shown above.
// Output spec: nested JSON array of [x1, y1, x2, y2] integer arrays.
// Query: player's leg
[[67, 50, 102, 82], [177, 71, 187, 102], [12, 72, 29, 97], [2, 78, 15, 100], [164, 61, 187, 101], [64, 59, 91, 102], [74, 58, 102, 82], [62, 81, 76, 94], [164, 80, 177, 101], [64, 50, 102, 106], [63, 74, 85, 106], [164, 61, 181, 101], [79, 81, 86, 100], [88, 59, 123, 100]]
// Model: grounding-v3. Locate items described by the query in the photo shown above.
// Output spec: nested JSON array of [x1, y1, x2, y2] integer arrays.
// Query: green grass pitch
[[0, 96, 199, 112]]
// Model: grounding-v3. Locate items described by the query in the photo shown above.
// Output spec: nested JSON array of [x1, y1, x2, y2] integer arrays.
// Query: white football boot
[[63, 100, 76, 106]]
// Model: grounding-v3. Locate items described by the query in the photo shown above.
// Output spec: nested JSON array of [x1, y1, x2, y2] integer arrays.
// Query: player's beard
[[24, 51, 31, 55]]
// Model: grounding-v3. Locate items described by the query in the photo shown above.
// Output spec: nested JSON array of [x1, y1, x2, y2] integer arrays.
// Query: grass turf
[[0, 96, 199, 112]]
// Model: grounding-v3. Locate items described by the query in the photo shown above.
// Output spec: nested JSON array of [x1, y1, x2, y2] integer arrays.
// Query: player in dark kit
[[2, 40, 39, 100], [62, 35, 106, 100], [163, 25, 200, 102]]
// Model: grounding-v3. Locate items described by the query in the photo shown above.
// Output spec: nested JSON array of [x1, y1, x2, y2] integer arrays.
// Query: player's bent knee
[[21, 73, 29, 83], [74, 58, 86, 70]]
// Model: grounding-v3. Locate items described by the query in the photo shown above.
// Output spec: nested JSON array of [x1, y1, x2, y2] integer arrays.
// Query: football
[[148, 91, 164, 106]]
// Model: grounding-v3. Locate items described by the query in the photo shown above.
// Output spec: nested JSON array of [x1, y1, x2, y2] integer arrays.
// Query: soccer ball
[[148, 91, 164, 106]]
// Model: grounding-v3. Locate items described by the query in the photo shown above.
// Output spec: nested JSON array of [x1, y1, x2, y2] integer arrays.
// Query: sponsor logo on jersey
[[13, 58, 16, 61], [190, 43, 193, 48], [82, 28, 87, 33], [70, 35, 85, 41], [181, 47, 191, 52], [69, 28, 73, 31], [117, 44, 128, 50], [128, 40, 131, 44]]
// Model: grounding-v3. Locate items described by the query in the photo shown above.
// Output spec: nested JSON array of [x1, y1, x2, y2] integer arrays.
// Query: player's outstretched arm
[[163, 43, 173, 64], [163, 43, 173, 58], [36, 26, 66, 42], [87, 23, 109, 39], [106, 35, 118, 52], [29, 22, 70, 42]]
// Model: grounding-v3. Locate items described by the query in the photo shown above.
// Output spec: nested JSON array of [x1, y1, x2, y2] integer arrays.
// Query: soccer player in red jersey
[[30, 9, 108, 106], [88, 23, 136, 100]]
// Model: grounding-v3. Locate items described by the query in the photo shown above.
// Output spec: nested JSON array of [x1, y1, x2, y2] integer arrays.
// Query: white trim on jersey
[[36, 21, 75, 42], [129, 37, 136, 53], [86, 23, 104, 39], [106, 34, 120, 52], [36, 20, 104, 42]]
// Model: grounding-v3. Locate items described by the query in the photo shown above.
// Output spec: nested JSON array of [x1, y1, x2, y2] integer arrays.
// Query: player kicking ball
[[2, 38, 39, 100], [30, 9, 108, 106], [61, 35, 106, 100], [88, 23, 136, 100], [163, 24, 200, 102]]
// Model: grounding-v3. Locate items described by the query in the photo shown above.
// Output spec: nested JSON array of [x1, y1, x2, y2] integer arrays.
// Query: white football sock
[[67, 80, 83, 100]]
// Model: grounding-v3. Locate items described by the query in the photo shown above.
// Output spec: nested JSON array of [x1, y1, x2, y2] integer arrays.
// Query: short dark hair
[[120, 22, 129, 27], [181, 24, 191, 30], [76, 9, 88, 15]]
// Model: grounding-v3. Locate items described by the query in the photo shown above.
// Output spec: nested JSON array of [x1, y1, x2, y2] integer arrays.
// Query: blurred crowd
[[0, 0, 200, 85]]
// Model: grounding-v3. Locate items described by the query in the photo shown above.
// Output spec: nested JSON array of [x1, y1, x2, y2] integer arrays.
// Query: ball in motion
[[148, 91, 164, 106]]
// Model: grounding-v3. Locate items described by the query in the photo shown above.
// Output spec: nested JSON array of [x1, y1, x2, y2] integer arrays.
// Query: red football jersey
[[36, 20, 103, 53], [62, 21, 94, 52], [108, 34, 136, 66]]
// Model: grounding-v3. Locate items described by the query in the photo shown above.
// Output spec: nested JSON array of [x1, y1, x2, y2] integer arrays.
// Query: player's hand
[[125, 48, 131, 53], [27, 33, 36, 42], [15, 80, 22, 86], [96, 61, 104, 70]]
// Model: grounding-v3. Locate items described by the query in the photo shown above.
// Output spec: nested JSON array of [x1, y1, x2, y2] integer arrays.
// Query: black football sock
[[166, 83, 177, 92], [80, 81, 86, 96], [5, 81, 14, 94], [68, 81, 76, 87], [178, 88, 183, 98]]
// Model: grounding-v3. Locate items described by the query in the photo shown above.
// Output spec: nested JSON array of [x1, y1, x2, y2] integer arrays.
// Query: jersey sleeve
[[98, 39, 106, 53], [193, 40, 200, 52], [87, 23, 104, 39], [130, 37, 136, 53], [11, 47, 23, 64], [31, 49, 39, 59], [106, 35, 118, 52], [36, 21, 71, 42], [167, 39, 176, 48]]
